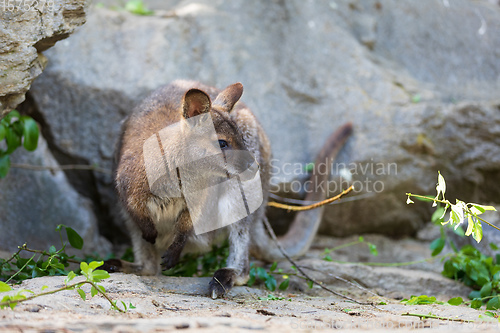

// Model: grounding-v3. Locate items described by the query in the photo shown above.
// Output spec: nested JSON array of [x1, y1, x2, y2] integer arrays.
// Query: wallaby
[[105, 80, 352, 299]]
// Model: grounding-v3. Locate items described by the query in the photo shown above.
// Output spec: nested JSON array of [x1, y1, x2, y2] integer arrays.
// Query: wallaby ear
[[213, 82, 243, 112], [182, 89, 211, 118]]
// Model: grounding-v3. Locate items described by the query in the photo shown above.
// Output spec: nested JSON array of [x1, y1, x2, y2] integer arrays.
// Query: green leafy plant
[[406, 172, 500, 311], [1, 261, 132, 312], [125, 0, 154, 15], [162, 240, 229, 277], [441, 245, 500, 310], [407, 172, 498, 244], [0, 226, 134, 312], [401, 295, 463, 306], [258, 294, 288, 301], [247, 262, 292, 292], [0, 224, 83, 282], [0, 110, 39, 178]]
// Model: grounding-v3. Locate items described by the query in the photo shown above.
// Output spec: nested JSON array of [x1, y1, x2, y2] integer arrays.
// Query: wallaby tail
[[250, 122, 353, 261]]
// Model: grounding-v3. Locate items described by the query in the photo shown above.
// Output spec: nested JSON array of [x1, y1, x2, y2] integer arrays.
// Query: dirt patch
[[1, 235, 499, 332]]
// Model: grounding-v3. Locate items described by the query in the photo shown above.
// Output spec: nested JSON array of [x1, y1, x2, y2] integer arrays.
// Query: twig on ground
[[267, 186, 354, 211], [262, 216, 383, 310]]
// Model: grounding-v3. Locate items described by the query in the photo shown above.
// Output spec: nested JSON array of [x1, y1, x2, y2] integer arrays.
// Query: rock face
[[25, 0, 500, 241], [0, 0, 88, 118], [0, 136, 111, 255]]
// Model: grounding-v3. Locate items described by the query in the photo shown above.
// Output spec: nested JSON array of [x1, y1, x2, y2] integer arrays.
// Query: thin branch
[[269, 191, 375, 206], [0, 280, 125, 313], [10, 163, 112, 175], [402, 312, 474, 323], [262, 216, 380, 308], [20, 245, 80, 264], [5, 253, 36, 283], [268, 185, 354, 211], [299, 265, 383, 300], [472, 214, 500, 233], [2, 244, 24, 266]]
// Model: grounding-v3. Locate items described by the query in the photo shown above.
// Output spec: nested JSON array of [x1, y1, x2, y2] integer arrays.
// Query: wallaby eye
[[218, 139, 229, 149]]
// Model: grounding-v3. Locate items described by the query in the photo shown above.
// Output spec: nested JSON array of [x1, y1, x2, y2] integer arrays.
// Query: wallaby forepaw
[[208, 268, 237, 299], [160, 254, 179, 270], [101, 259, 123, 273]]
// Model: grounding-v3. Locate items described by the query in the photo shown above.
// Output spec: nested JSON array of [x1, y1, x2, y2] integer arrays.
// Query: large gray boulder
[[0, 136, 111, 256], [0, 0, 88, 118], [28, 0, 500, 240]]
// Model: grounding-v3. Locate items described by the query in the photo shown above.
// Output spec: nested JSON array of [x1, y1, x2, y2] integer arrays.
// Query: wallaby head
[[172, 83, 256, 188]]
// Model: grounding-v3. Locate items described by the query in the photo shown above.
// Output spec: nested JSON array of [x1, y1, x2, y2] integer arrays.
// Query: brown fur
[[108, 80, 352, 298]]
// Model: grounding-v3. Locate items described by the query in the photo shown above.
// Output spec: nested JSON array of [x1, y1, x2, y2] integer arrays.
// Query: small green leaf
[[307, 280, 314, 289], [447, 297, 463, 306], [0, 281, 13, 292], [247, 274, 256, 287], [401, 295, 443, 305], [20, 116, 39, 151], [433, 172, 446, 206], [0, 123, 6, 141], [80, 262, 89, 275], [483, 311, 497, 318], [368, 243, 378, 256], [0, 155, 11, 178], [480, 282, 492, 298], [265, 275, 277, 291], [5, 127, 22, 154], [77, 288, 86, 301], [472, 221, 483, 243], [431, 206, 445, 223], [270, 262, 278, 272], [125, 0, 154, 15], [65, 227, 84, 250], [48, 245, 57, 255], [448, 201, 465, 227], [97, 285, 106, 293], [41, 285, 49, 291], [5, 110, 20, 121], [470, 299, 482, 309], [65, 271, 76, 284], [452, 225, 465, 237], [411, 93, 421, 103], [258, 294, 284, 301], [279, 278, 290, 290], [470, 204, 497, 215], [465, 215, 474, 237], [486, 296, 500, 310], [90, 286, 98, 297], [128, 302, 136, 309], [304, 162, 315, 172], [430, 237, 446, 257], [489, 243, 499, 251], [257, 267, 268, 281], [88, 261, 104, 271], [91, 270, 110, 282]]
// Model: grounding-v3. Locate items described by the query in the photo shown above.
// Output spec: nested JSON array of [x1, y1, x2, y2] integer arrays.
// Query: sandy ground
[[1, 235, 499, 332]]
